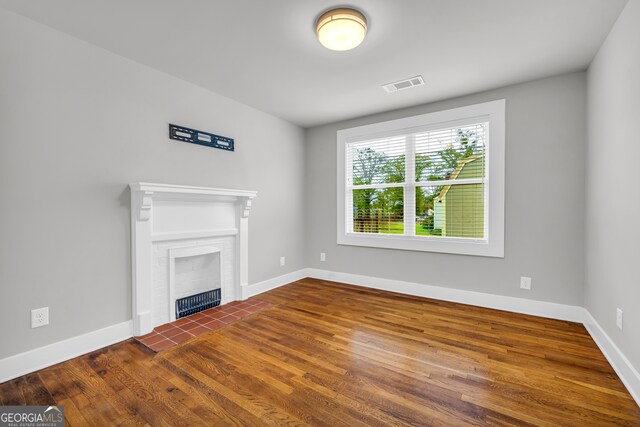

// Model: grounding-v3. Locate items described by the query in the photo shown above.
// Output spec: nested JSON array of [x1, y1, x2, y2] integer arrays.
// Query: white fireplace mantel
[[130, 182, 257, 336]]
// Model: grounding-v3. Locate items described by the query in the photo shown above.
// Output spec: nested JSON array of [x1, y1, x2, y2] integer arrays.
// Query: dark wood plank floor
[[2, 278, 639, 426]]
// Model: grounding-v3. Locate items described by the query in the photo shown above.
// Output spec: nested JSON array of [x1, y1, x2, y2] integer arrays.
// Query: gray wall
[[305, 72, 586, 306], [586, 0, 640, 370], [0, 10, 306, 358]]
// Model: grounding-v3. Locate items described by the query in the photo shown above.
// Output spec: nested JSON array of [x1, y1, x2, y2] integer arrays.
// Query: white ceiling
[[0, 0, 628, 127]]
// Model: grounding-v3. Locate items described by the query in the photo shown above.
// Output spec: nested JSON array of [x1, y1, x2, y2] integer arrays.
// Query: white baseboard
[[583, 312, 640, 405], [305, 268, 587, 323], [0, 321, 133, 384], [2, 268, 638, 408], [245, 268, 310, 298]]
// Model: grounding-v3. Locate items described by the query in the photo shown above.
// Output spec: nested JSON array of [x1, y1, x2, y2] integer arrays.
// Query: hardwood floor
[[2, 278, 639, 426]]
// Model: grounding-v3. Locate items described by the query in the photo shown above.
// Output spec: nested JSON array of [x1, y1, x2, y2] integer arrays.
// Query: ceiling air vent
[[382, 75, 425, 93]]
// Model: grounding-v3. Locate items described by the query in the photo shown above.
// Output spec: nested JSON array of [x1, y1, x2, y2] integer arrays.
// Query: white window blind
[[346, 122, 488, 240], [337, 100, 505, 257]]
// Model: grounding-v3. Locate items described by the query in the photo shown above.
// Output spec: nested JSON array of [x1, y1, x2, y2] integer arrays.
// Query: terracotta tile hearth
[[135, 298, 272, 352]]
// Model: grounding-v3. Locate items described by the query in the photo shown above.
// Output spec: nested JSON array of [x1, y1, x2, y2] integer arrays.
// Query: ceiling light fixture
[[316, 8, 367, 51]]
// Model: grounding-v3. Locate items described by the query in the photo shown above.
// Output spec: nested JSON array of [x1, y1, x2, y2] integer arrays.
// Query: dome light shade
[[316, 8, 367, 51]]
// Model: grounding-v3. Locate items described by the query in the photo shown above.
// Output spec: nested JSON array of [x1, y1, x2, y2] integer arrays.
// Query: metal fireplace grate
[[176, 289, 221, 319]]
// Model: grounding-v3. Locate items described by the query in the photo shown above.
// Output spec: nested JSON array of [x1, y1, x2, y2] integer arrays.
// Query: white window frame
[[337, 99, 505, 257]]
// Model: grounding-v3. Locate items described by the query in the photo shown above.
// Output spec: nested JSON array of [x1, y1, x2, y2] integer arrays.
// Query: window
[[337, 100, 505, 257]]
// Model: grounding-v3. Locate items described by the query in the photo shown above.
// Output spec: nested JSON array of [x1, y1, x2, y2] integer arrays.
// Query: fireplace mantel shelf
[[130, 182, 257, 199], [130, 182, 257, 221]]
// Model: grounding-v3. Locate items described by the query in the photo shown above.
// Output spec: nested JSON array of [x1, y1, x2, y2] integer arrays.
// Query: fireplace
[[168, 245, 222, 322], [130, 182, 257, 336]]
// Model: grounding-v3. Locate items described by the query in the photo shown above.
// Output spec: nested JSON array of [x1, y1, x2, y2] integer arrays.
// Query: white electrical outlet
[[616, 308, 623, 331], [31, 307, 49, 328], [320, 252, 326, 262], [280, 256, 285, 266], [520, 276, 532, 290]]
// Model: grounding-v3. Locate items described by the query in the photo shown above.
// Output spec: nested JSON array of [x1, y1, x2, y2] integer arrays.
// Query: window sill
[[338, 232, 504, 257]]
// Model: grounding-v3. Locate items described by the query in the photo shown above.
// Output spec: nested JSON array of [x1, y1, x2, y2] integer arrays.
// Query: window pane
[[415, 123, 486, 182], [348, 136, 405, 185], [416, 184, 485, 238], [353, 188, 404, 234], [415, 186, 444, 236]]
